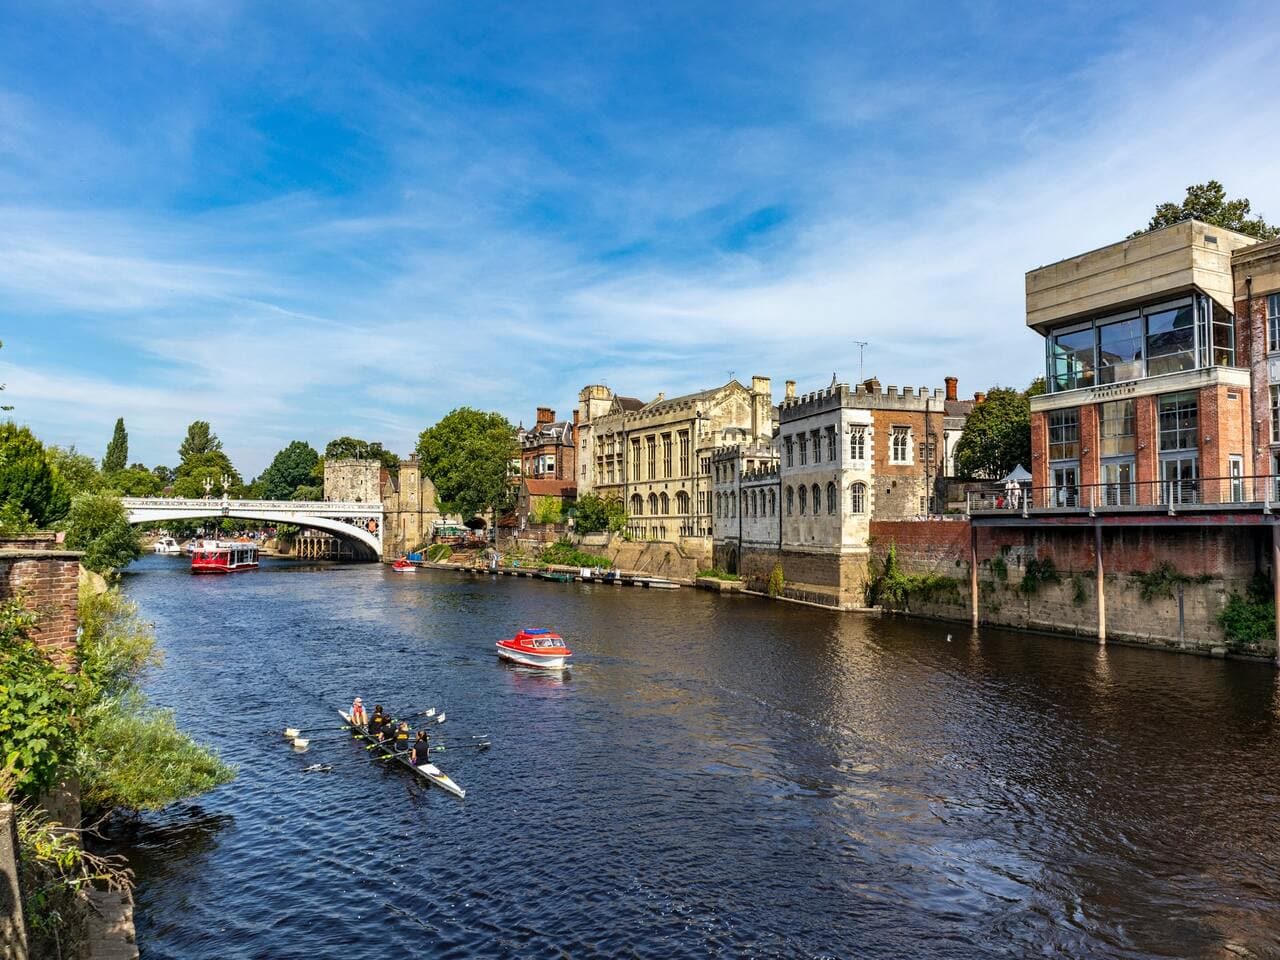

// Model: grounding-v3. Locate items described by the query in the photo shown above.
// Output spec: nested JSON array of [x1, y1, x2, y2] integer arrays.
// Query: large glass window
[[1047, 409, 1080, 461], [1270, 294, 1280, 354], [1096, 316, 1143, 384], [1145, 303, 1196, 376], [1099, 400, 1135, 457], [1050, 327, 1095, 391], [1158, 392, 1198, 451], [1272, 385, 1280, 445]]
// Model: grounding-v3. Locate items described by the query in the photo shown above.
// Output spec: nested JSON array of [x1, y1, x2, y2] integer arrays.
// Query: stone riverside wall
[[869, 520, 1268, 655], [0, 539, 82, 668]]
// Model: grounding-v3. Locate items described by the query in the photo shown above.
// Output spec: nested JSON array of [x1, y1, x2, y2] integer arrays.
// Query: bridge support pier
[[1095, 523, 1106, 645]]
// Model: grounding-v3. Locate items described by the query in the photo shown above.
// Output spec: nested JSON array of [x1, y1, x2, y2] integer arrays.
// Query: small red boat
[[496, 628, 572, 669], [391, 557, 417, 573], [191, 540, 259, 574]]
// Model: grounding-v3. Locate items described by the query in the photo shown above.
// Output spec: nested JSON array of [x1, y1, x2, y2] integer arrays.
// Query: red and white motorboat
[[496, 628, 573, 669], [190, 540, 259, 574], [391, 557, 417, 573]]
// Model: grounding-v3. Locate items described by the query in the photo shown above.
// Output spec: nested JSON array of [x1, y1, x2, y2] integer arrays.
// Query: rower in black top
[[392, 721, 411, 754], [409, 730, 431, 766]]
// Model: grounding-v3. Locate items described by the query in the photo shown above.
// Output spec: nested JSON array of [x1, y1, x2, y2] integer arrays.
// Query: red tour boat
[[496, 628, 573, 669], [190, 541, 260, 574]]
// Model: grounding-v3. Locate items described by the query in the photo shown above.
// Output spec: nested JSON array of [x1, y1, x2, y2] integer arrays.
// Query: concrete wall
[[869, 519, 1267, 655]]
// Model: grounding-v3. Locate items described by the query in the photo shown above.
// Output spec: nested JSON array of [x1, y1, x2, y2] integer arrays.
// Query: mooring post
[[1095, 523, 1106, 645], [970, 523, 979, 629]]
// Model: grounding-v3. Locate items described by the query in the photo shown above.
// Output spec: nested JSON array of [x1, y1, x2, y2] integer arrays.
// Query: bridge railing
[[121, 497, 381, 512]]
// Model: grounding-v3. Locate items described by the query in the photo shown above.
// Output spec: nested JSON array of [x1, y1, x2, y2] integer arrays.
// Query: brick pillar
[[0, 550, 82, 670], [1079, 402, 1100, 490], [1135, 395, 1158, 505], [1030, 411, 1049, 490]]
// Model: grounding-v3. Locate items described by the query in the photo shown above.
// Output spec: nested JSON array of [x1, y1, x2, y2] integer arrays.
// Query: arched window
[[749, 490, 757, 517], [798, 485, 807, 514], [785, 486, 794, 515], [811, 484, 821, 516], [730, 492, 737, 516], [850, 482, 866, 514], [850, 428, 865, 461], [826, 481, 837, 515], [769, 489, 777, 516], [631, 493, 643, 516], [648, 493, 658, 516], [659, 492, 669, 514], [676, 490, 690, 514]]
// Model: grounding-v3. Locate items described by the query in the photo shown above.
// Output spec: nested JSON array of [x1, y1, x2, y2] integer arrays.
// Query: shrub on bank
[[539, 538, 608, 569], [696, 567, 740, 581]]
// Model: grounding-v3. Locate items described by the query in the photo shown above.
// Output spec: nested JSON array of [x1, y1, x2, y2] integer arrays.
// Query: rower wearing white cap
[[350, 696, 367, 727]]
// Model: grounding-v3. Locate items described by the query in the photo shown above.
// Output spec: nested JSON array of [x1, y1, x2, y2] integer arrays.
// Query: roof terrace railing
[[967, 475, 1280, 517]]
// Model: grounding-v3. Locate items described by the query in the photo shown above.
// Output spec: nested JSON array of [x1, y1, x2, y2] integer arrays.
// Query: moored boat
[[496, 628, 573, 669], [339, 710, 465, 799], [391, 557, 417, 573], [191, 540, 260, 574], [153, 536, 180, 555]]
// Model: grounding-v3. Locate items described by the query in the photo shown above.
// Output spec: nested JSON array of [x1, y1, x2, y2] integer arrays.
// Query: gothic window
[[826, 481, 837, 515], [850, 428, 866, 461], [850, 482, 866, 514], [676, 490, 690, 514], [785, 436, 794, 467], [811, 484, 821, 514], [798, 485, 807, 514], [631, 493, 643, 515], [659, 492, 669, 514], [662, 434, 673, 478], [679, 431, 690, 475], [648, 493, 659, 515], [826, 426, 837, 462], [785, 486, 794, 515], [798, 434, 808, 465], [769, 489, 776, 516], [646, 437, 657, 480], [890, 427, 910, 463], [811, 430, 822, 463]]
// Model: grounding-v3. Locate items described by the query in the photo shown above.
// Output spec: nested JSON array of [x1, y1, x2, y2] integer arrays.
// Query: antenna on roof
[[855, 341, 868, 383]]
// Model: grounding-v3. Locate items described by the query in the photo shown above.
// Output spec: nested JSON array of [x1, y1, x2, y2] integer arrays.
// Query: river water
[[114, 554, 1280, 959]]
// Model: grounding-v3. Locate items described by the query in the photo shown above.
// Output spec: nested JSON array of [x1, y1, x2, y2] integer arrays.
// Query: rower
[[350, 697, 367, 727], [393, 721, 411, 753], [409, 730, 431, 765], [368, 704, 387, 737]]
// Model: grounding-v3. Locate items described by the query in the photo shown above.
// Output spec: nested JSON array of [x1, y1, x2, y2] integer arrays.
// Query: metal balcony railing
[[967, 475, 1280, 516]]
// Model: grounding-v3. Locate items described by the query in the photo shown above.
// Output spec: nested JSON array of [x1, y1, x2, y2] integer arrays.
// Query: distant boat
[[539, 570, 575, 583], [640, 578, 679, 589], [153, 537, 180, 555], [391, 557, 417, 574], [191, 541, 259, 574]]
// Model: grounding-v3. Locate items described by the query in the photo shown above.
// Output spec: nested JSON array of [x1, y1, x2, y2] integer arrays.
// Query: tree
[[173, 450, 242, 497], [325, 436, 400, 470], [258, 441, 320, 500], [953, 386, 1033, 480], [0, 422, 70, 526], [415, 408, 517, 520], [1130, 180, 1278, 241], [102, 418, 128, 473], [47, 444, 100, 495], [62, 492, 143, 573], [0, 340, 11, 412], [152, 464, 174, 485], [573, 493, 627, 534], [101, 466, 163, 497], [178, 421, 223, 463]]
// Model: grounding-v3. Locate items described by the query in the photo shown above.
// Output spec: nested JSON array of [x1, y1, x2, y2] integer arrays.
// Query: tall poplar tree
[[102, 418, 129, 473]]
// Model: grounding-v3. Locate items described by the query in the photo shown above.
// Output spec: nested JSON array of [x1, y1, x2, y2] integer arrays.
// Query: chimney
[[536, 407, 555, 425], [785, 380, 796, 400], [945, 376, 958, 402], [572, 409, 579, 426], [974, 391, 986, 404]]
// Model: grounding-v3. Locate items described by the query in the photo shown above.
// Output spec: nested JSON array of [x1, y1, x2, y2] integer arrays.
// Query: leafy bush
[[0, 600, 83, 793], [539, 538, 607, 568], [0, 421, 70, 526], [1019, 556, 1061, 595], [530, 496, 564, 524], [767, 561, 785, 598], [62, 492, 142, 573], [1132, 562, 1189, 602], [573, 493, 628, 534], [426, 543, 451, 562], [1218, 574, 1275, 651]]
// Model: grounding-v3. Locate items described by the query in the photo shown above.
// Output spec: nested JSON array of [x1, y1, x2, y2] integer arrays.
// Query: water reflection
[[116, 555, 1280, 959]]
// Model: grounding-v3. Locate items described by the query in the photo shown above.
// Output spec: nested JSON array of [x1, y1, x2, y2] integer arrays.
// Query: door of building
[[1229, 455, 1244, 503], [1051, 465, 1079, 508], [1101, 460, 1135, 506], [1160, 456, 1199, 504]]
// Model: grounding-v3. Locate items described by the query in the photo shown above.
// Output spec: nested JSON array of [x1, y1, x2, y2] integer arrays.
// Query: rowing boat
[[338, 710, 467, 799]]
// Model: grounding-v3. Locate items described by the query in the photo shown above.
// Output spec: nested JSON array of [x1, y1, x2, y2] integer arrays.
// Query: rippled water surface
[[115, 555, 1280, 958]]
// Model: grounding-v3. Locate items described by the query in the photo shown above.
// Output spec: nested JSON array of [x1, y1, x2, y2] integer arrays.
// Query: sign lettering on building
[[1086, 383, 1138, 402]]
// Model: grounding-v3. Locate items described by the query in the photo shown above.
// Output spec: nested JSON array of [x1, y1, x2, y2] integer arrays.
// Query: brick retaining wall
[[0, 545, 82, 668]]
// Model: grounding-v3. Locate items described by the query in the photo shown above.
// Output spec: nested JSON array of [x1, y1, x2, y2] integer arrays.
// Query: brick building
[[1234, 235, 1280, 480], [1026, 219, 1272, 506], [517, 407, 577, 481]]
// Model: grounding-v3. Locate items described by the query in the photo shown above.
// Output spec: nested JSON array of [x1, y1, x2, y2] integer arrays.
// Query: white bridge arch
[[121, 497, 384, 559]]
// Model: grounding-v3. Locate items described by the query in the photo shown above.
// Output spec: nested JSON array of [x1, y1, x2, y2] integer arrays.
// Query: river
[[113, 554, 1280, 959]]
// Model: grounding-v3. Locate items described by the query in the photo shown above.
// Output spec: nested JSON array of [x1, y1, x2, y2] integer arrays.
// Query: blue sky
[[3, 1, 1279, 475]]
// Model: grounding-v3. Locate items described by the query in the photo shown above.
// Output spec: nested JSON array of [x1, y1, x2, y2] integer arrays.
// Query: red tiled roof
[[523, 479, 577, 497]]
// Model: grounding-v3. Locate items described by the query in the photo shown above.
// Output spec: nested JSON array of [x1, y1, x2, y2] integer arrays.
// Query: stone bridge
[[121, 496, 384, 560]]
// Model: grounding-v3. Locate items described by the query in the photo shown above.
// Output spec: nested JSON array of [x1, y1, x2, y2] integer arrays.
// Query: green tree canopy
[[324, 436, 399, 469], [1130, 180, 1278, 241], [178, 420, 223, 463], [415, 408, 517, 519], [573, 493, 628, 534], [0, 422, 70, 526], [953, 386, 1033, 480], [102, 466, 164, 497], [173, 456, 244, 499], [258, 441, 320, 500], [102, 417, 128, 473], [62, 492, 142, 573], [47, 444, 100, 496]]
